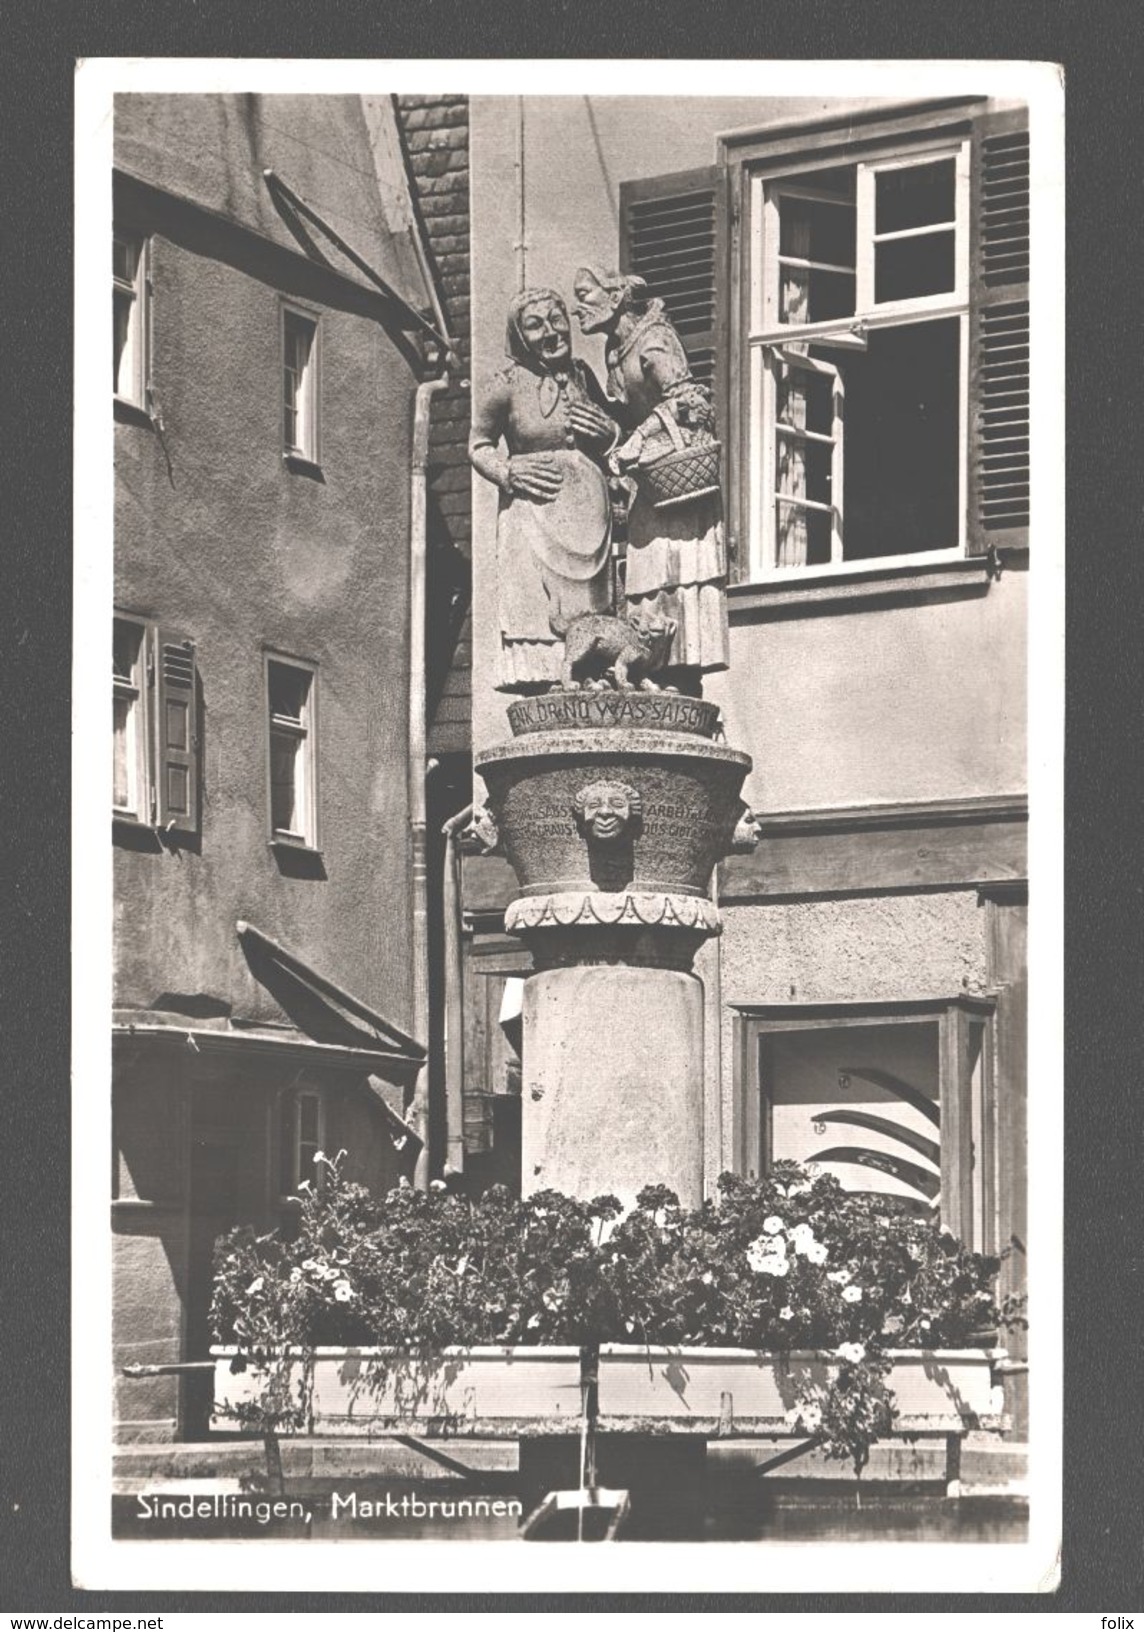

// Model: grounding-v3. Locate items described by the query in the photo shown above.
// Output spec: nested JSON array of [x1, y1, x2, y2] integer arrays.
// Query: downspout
[[441, 802, 474, 1176], [409, 373, 451, 1187]]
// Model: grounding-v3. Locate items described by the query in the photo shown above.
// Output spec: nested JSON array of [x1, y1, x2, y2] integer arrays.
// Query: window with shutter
[[967, 109, 1030, 554], [156, 629, 199, 834], [113, 614, 200, 836], [619, 103, 1031, 582]]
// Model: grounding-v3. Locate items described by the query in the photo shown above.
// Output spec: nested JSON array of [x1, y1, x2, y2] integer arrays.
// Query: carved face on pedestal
[[517, 293, 572, 369], [573, 780, 642, 844]]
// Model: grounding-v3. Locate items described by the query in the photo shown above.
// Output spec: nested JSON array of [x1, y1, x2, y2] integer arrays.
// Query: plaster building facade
[[111, 93, 464, 1441], [460, 95, 1030, 1430]]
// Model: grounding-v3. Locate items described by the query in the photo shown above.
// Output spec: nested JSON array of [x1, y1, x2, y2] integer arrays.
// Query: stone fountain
[[470, 279, 756, 1210]]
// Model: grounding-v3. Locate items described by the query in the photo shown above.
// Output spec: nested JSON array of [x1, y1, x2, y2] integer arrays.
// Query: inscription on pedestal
[[508, 690, 721, 739]]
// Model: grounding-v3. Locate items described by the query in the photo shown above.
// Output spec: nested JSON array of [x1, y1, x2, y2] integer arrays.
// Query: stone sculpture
[[469, 287, 619, 692], [572, 780, 643, 845], [573, 266, 730, 692], [560, 610, 676, 692]]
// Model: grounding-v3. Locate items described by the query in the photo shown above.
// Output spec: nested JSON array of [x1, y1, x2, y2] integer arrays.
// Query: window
[[112, 615, 199, 833], [113, 231, 150, 408], [748, 143, 969, 574], [266, 655, 318, 848], [733, 998, 997, 1249], [619, 103, 1031, 583], [282, 305, 320, 464], [279, 1087, 325, 1199]]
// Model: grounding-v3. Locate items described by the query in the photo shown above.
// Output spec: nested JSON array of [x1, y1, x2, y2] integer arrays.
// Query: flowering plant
[[212, 1154, 1006, 1468]]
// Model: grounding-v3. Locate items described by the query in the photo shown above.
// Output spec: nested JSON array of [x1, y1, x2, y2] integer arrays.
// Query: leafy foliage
[[212, 1153, 1006, 1468]]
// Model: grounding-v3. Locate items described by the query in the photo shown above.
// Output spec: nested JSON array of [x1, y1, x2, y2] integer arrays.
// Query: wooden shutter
[[155, 627, 199, 833], [967, 107, 1030, 555], [619, 166, 731, 521]]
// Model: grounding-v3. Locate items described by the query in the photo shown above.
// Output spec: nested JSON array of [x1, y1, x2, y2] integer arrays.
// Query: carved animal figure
[[559, 612, 677, 691]]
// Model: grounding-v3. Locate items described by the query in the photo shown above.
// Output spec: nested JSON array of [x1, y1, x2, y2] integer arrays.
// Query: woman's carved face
[[518, 297, 571, 367], [573, 274, 622, 334]]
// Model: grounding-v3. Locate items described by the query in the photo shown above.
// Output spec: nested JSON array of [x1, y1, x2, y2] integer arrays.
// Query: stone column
[[521, 964, 704, 1209], [475, 691, 758, 1210]]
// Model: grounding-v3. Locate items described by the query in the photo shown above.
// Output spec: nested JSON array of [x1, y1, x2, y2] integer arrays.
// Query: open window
[[619, 102, 1030, 583], [265, 654, 319, 849], [732, 997, 997, 1250], [113, 614, 199, 833], [279, 1086, 326, 1201], [282, 303, 321, 466], [113, 231, 150, 410]]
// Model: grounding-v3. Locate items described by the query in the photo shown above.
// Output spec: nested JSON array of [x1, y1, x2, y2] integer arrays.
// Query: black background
[[4, 0, 1140, 1612]]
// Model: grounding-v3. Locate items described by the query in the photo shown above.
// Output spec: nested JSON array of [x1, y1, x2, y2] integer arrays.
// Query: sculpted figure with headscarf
[[573, 266, 730, 692], [469, 287, 619, 692]]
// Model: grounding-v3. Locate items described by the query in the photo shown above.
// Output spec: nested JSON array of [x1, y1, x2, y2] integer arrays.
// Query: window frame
[[279, 1085, 326, 1204], [730, 996, 997, 1250], [280, 301, 322, 469], [113, 230, 151, 412], [741, 129, 973, 583], [264, 651, 320, 852], [113, 614, 150, 822]]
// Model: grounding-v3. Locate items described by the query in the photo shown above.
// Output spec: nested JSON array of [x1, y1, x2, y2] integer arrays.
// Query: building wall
[[112, 95, 429, 1440], [468, 94, 1027, 810], [114, 96, 422, 1031]]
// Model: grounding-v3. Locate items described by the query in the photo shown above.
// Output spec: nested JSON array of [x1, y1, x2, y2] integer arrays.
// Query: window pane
[[779, 196, 856, 268], [298, 1094, 320, 1145], [270, 729, 300, 831], [761, 1022, 941, 1208], [874, 229, 956, 303], [114, 291, 135, 396], [780, 267, 855, 324], [875, 158, 956, 234], [113, 620, 141, 681], [268, 662, 309, 721], [821, 319, 960, 561], [113, 236, 139, 283], [776, 502, 832, 569], [113, 695, 132, 809], [777, 368, 835, 437]]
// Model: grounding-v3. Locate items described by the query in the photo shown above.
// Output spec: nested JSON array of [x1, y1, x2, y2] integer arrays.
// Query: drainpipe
[[409, 374, 450, 1187], [441, 802, 474, 1176]]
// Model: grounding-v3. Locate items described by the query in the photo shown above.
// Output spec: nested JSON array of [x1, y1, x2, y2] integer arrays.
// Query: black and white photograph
[[72, 57, 1063, 1594]]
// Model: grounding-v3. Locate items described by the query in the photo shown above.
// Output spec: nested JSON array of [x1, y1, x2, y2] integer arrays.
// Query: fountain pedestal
[[475, 691, 756, 1209]]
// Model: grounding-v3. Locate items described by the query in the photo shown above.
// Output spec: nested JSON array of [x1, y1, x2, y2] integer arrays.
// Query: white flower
[[430, 1179, 447, 1192], [747, 1236, 790, 1276], [779, 1305, 795, 1321], [842, 1285, 863, 1304], [805, 1242, 828, 1266], [836, 1342, 866, 1365], [762, 1215, 785, 1236], [296, 1179, 312, 1193], [245, 1276, 264, 1296], [785, 1401, 822, 1431], [333, 1280, 354, 1303], [827, 1269, 851, 1285], [790, 1223, 815, 1244], [791, 1229, 822, 1259], [301, 1258, 321, 1273], [312, 1150, 326, 1166], [289, 1268, 303, 1284]]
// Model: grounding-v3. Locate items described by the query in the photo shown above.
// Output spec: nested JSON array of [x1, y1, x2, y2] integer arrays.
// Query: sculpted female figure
[[572, 266, 730, 691], [469, 287, 619, 692]]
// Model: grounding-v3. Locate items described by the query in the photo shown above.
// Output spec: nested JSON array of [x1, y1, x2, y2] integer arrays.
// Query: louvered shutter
[[967, 108, 1030, 555], [155, 628, 199, 833], [619, 166, 731, 526]]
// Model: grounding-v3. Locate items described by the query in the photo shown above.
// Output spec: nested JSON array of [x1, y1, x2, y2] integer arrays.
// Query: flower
[[827, 1269, 851, 1285], [762, 1216, 785, 1236], [779, 1305, 795, 1321], [333, 1280, 354, 1303], [842, 1284, 863, 1304], [312, 1150, 326, 1166], [790, 1223, 815, 1244], [786, 1401, 822, 1431], [430, 1179, 447, 1193], [746, 1235, 790, 1275], [289, 1268, 303, 1284], [245, 1277, 264, 1296], [805, 1241, 828, 1266], [836, 1342, 867, 1364]]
